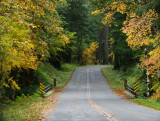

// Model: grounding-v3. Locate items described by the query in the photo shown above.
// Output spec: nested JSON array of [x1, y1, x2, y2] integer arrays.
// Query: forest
[[0, 0, 160, 115]]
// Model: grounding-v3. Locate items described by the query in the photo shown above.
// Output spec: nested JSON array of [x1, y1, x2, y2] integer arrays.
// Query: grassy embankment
[[0, 62, 78, 121], [102, 66, 160, 111]]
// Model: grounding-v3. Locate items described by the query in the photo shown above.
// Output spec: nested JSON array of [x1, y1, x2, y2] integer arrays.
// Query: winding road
[[44, 66, 160, 121]]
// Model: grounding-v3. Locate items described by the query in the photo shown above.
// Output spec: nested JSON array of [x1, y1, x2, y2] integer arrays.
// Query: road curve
[[44, 66, 160, 121]]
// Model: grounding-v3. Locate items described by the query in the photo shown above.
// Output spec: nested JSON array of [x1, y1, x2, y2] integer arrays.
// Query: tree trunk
[[96, 30, 101, 64], [12, 89, 16, 99], [138, 0, 152, 97], [10, 67, 19, 99], [104, 23, 109, 64], [145, 46, 151, 97], [114, 52, 120, 69], [0, 45, 3, 80], [78, 35, 83, 62], [158, 67, 160, 83]]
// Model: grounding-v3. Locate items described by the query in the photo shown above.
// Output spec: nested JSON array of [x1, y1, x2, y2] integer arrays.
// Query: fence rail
[[40, 79, 57, 97], [44, 85, 52, 92], [124, 79, 138, 98]]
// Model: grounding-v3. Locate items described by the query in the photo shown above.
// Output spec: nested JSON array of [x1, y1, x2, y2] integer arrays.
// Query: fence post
[[134, 82, 138, 98], [124, 79, 127, 89], [54, 78, 56, 87], [40, 82, 44, 97]]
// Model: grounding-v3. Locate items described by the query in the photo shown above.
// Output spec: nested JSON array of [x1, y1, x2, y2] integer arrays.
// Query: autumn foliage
[[122, 9, 160, 76], [0, 0, 73, 95], [82, 42, 98, 64], [92, 0, 160, 98]]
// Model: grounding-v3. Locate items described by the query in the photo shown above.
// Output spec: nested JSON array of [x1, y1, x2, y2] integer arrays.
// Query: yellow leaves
[[0, 15, 40, 90], [122, 9, 159, 48], [0, 0, 71, 91], [128, 12, 136, 18], [151, 86, 160, 101], [109, 38, 114, 45], [57, 34, 69, 45], [67, 32, 75, 40], [28, 23, 37, 28], [140, 43, 160, 76], [1, 1, 11, 8], [40, 11, 45, 16], [9, 77, 21, 90], [92, 10, 101, 15], [98, 1, 131, 25], [3, 83, 9, 88], [110, 1, 127, 14], [121, 9, 160, 76], [2, 77, 21, 90], [82, 42, 99, 64], [102, 11, 115, 25]]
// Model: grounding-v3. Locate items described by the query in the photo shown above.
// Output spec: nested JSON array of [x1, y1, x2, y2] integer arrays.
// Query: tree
[[92, 0, 160, 97], [110, 13, 136, 69], [122, 9, 160, 96], [82, 42, 98, 64], [0, 0, 73, 98]]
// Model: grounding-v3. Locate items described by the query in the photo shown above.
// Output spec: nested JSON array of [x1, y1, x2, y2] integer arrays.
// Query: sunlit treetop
[[122, 9, 159, 48], [92, 1, 137, 25]]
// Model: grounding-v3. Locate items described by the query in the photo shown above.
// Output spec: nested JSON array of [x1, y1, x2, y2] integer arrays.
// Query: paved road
[[45, 66, 160, 121]]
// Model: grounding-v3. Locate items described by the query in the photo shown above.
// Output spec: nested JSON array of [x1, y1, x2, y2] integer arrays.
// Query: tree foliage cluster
[[82, 41, 98, 64], [92, 0, 160, 98], [0, 0, 75, 98], [1, 0, 159, 100], [0, 0, 103, 98]]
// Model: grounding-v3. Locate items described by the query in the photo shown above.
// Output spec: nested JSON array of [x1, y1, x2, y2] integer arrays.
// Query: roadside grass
[[0, 62, 78, 121], [0, 93, 46, 121], [101, 67, 160, 111], [37, 62, 79, 89], [134, 98, 160, 110], [101, 67, 124, 90], [37, 63, 78, 88]]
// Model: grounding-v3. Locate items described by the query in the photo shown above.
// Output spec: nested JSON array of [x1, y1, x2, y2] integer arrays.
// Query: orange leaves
[[122, 9, 160, 76], [141, 47, 160, 76], [122, 9, 159, 48]]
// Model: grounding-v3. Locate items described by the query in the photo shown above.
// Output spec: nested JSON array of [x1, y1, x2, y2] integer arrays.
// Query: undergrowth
[[0, 62, 78, 121]]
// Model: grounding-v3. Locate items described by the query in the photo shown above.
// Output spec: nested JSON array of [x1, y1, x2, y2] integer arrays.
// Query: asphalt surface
[[45, 66, 160, 121]]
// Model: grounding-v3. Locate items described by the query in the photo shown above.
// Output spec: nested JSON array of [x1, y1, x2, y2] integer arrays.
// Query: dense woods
[[92, 0, 160, 99], [0, 0, 160, 101]]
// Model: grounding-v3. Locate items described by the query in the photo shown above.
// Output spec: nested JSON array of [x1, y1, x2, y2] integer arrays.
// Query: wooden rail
[[124, 79, 138, 98], [44, 85, 52, 93], [40, 78, 57, 97]]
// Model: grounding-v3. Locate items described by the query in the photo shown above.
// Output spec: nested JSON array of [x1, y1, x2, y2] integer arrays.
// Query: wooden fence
[[124, 79, 138, 98]]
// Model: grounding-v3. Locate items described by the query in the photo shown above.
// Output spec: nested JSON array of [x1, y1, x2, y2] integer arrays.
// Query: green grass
[[0, 62, 79, 121], [37, 62, 79, 88], [0, 93, 46, 121], [101, 66, 160, 111], [134, 99, 160, 110], [101, 67, 124, 90]]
